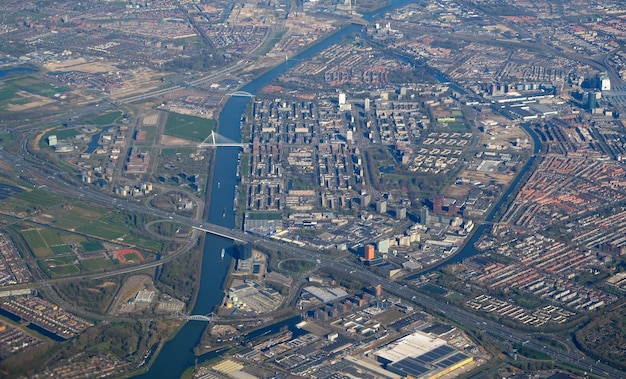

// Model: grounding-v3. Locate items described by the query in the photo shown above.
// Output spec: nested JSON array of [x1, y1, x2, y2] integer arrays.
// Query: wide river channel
[[134, 0, 539, 376]]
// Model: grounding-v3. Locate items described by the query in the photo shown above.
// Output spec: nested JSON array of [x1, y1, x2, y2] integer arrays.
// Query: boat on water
[[221, 248, 225, 259], [217, 181, 221, 188], [222, 207, 226, 218]]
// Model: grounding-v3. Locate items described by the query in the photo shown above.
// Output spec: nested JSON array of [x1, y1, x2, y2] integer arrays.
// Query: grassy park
[[91, 111, 122, 125], [164, 112, 215, 142]]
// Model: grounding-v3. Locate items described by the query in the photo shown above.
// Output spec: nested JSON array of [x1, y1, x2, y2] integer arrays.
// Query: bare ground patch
[[459, 169, 514, 186], [44, 58, 119, 73], [160, 134, 196, 145], [109, 274, 155, 315], [6, 91, 56, 111], [142, 113, 159, 126]]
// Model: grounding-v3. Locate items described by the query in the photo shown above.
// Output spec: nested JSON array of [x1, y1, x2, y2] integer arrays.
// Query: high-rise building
[[432, 195, 444, 214], [364, 244, 375, 260], [377, 239, 389, 254], [396, 207, 406, 220], [236, 243, 252, 260], [420, 206, 429, 225], [588, 91, 597, 111], [338, 92, 346, 105], [360, 192, 371, 207], [376, 200, 387, 214]]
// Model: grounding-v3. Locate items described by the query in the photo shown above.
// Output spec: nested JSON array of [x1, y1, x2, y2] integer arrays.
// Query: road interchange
[[2, 106, 624, 378]]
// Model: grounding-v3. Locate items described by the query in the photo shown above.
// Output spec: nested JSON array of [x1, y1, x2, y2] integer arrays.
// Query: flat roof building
[[364, 244, 375, 260]]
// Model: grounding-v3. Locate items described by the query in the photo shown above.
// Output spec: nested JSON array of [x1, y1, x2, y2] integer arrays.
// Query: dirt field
[[459, 169, 514, 186], [142, 113, 159, 126], [210, 324, 237, 337], [444, 183, 471, 199], [110, 274, 155, 315], [109, 68, 163, 99], [480, 124, 528, 147], [44, 58, 119, 73], [162, 104, 216, 119], [160, 134, 196, 145]]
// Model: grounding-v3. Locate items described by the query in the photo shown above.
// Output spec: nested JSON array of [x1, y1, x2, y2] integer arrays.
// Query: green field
[[138, 125, 157, 144], [81, 240, 104, 252], [48, 264, 80, 276], [0, 85, 20, 102], [536, 336, 567, 352], [39, 127, 81, 149], [91, 111, 122, 126], [39, 229, 64, 245], [123, 234, 162, 251], [421, 284, 448, 295], [45, 256, 75, 265], [160, 147, 197, 156], [451, 110, 464, 117], [51, 205, 106, 230], [51, 245, 72, 255], [437, 123, 470, 132], [164, 112, 215, 142], [15, 189, 62, 207], [281, 259, 316, 273], [21, 229, 47, 249], [120, 252, 141, 262], [0, 74, 64, 110], [246, 212, 282, 220], [77, 220, 126, 240], [50, 128, 81, 140], [9, 76, 68, 97], [61, 234, 87, 244], [32, 247, 54, 257], [513, 343, 552, 361], [0, 130, 14, 148], [255, 30, 287, 56], [81, 257, 114, 271]]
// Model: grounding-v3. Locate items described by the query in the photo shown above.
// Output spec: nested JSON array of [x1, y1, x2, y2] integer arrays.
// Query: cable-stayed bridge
[[198, 131, 249, 148]]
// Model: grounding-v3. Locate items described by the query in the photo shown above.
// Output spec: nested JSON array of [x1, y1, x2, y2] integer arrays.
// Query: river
[[133, 1, 443, 377]]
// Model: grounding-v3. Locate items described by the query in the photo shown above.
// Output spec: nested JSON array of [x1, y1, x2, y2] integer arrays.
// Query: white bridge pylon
[[199, 130, 249, 148]]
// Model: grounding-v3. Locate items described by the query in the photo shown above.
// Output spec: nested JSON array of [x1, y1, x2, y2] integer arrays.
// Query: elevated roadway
[[3, 134, 624, 377]]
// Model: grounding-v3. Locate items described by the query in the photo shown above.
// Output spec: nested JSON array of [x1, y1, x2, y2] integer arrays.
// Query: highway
[[3, 95, 623, 378], [3, 146, 625, 376], [119, 59, 249, 103], [222, 231, 623, 377]]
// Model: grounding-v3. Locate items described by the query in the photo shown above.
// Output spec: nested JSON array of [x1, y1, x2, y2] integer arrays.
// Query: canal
[[406, 122, 542, 279]]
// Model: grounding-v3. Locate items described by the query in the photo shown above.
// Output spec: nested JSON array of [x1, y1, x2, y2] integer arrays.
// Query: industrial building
[[303, 286, 348, 303], [374, 331, 473, 378]]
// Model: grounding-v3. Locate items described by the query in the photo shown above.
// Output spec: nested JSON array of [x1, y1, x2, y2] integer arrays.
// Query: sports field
[[164, 112, 215, 142]]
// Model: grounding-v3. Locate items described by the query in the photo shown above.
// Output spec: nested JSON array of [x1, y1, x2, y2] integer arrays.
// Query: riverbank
[[135, 1, 420, 377]]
